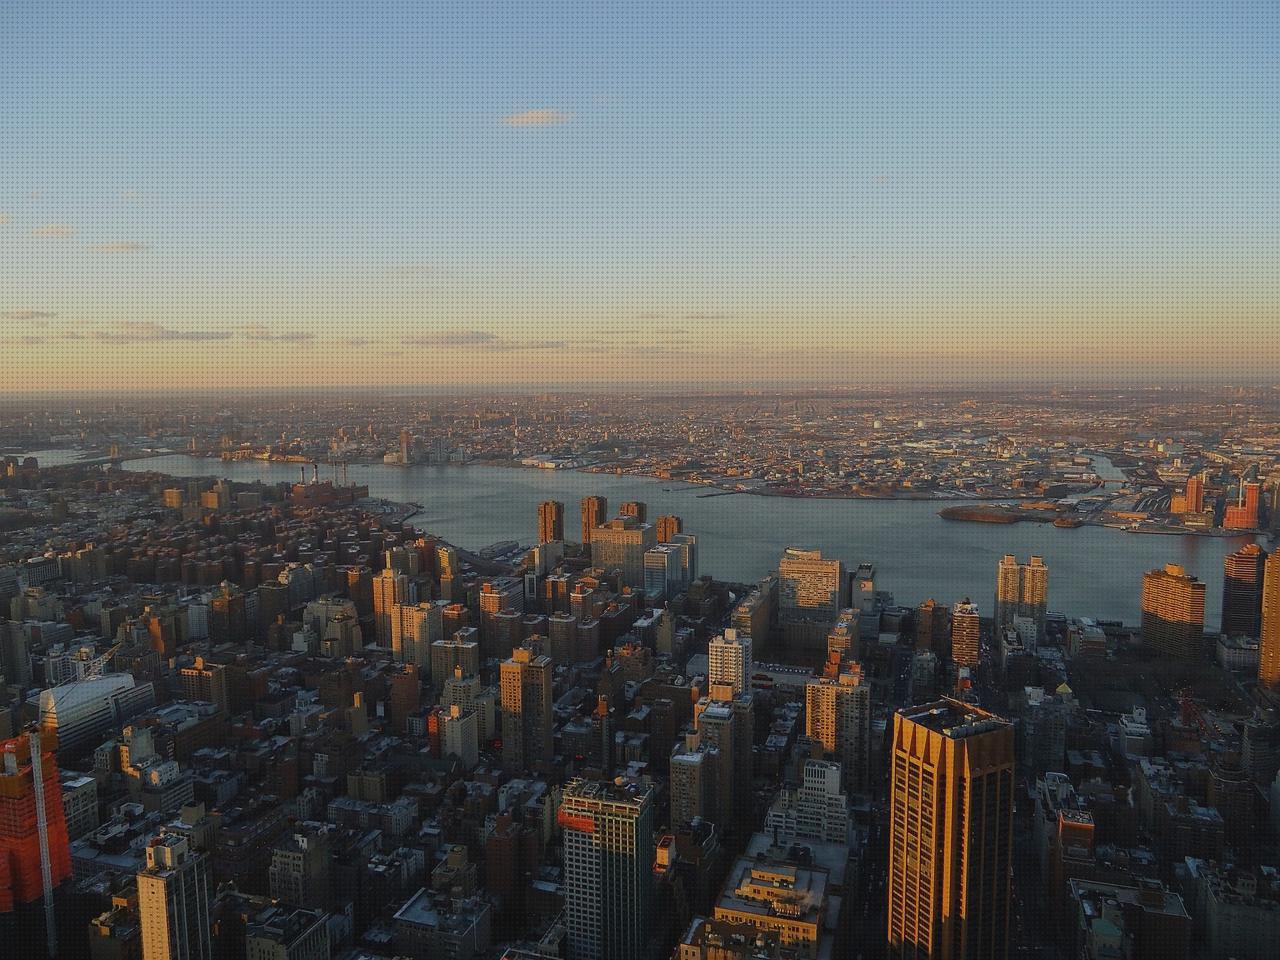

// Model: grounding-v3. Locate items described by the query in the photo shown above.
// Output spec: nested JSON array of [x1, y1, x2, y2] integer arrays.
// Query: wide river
[[128, 456, 1268, 630]]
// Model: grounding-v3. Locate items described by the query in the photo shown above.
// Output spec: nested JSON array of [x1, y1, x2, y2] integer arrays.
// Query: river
[[125, 456, 1264, 629]]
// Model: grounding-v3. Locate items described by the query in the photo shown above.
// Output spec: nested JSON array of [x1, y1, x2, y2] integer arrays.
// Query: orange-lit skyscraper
[[1224, 480, 1262, 530], [619, 500, 647, 523], [1260, 552, 1280, 692], [951, 601, 980, 667], [1142, 564, 1206, 659], [1222, 543, 1266, 639], [887, 700, 1015, 960], [1185, 472, 1205, 514], [580, 496, 607, 545], [656, 514, 683, 543], [538, 500, 565, 543]]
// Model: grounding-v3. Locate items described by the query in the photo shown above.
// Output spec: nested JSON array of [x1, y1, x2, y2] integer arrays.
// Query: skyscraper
[[619, 500, 647, 523], [1222, 543, 1266, 639], [559, 778, 655, 960], [137, 833, 212, 960], [1224, 480, 1263, 530], [1141, 564, 1206, 660], [777, 548, 847, 624], [656, 514, 683, 543], [1185, 472, 1206, 515], [887, 700, 1015, 960], [1260, 552, 1280, 692], [372, 568, 409, 646], [390, 601, 440, 669], [580, 496, 607, 545], [951, 601, 981, 667], [916, 598, 951, 656], [994, 555, 1048, 644], [499, 644, 554, 770], [707, 629, 753, 697], [805, 659, 871, 792], [538, 500, 565, 544], [590, 518, 657, 588]]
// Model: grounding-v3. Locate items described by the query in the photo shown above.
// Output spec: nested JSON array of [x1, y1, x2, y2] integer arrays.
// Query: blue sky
[[1, 1, 1276, 388]]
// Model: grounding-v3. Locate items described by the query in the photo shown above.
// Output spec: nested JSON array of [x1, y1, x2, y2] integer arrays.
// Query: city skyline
[[4, 1, 1279, 391]]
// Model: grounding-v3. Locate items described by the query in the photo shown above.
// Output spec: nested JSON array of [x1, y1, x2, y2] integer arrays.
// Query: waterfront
[[128, 456, 1262, 629]]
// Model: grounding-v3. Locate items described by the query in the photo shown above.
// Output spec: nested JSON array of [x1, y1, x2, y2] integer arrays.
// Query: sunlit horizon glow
[[2, 1, 1277, 391]]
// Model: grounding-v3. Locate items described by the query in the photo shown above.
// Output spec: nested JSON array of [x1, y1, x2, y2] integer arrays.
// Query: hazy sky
[[2, 1, 1277, 390]]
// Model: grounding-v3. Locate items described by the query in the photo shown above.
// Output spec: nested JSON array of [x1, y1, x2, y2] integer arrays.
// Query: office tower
[[994, 555, 1022, 636], [1186, 472, 1206, 514], [1142, 564, 1207, 659], [1261, 552, 1280, 691], [656, 514, 683, 543], [580, 496, 607, 545], [1224, 480, 1263, 530], [619, 500, 647, 523], [764, 757, 851, 845], [694, 688, 754, 838], [441, 704, 480, 769], [391, 601, 441, 669], [643, 544, 681, 600], [917, 598, 951, 655], [500, 645, 554, 770], [1222, 544, 1266, 638], [372, 568, 409, 647], [138, 833, 212, 960], [590, 519, 657, 588], [480, 578, 526, 658], [559, 778, 655, 960], [951, 601, 980, 667], [538, 500, 565, 544], [669, 731, 717, 828], [778, 548, 848, 624], [994, 555, 1048, 645], [805, 659, 871, 792], [667, 532, 699, 589], [707, 629, 753, 697], [887, 700, 1015, 960], [0, 731, 72, 957], [429, 633, 480, 691]]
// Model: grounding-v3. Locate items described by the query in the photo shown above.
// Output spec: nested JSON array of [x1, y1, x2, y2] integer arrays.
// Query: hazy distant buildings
[[887, 700, 1014, 960], [1142, 564, 1206, 660]]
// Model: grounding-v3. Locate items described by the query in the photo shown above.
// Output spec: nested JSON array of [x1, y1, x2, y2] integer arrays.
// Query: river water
[[127, 456, 1265, 629]]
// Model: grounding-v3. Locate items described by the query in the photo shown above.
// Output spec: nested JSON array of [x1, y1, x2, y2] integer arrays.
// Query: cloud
[[0, 213, 10, 226], [345, 338, 372, 348], [502, 108, 571, 127], [240, 324, 315, 342], [92, 240, 149, 253], [33, 224, 75, 238], [1, 309, 58, 322], [386, 263, 435, 278], [402, 329, 566, 351], [93, 321, 233, 342], [683, 312, 734, 321]]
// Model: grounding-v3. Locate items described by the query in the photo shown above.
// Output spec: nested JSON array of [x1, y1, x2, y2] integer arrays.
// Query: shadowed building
[[1141, 564, 1206, 660]]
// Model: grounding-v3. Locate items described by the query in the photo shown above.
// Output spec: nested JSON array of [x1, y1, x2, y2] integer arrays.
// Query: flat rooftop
[[900, 699, 1011, 738]]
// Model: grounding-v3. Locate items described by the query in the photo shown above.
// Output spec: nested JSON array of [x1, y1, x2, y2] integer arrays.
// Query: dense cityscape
[[1, 390, 1279, 960]]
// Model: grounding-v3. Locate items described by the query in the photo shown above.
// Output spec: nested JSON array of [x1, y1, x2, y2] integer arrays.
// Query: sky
[[1, 1, 1277, 391]]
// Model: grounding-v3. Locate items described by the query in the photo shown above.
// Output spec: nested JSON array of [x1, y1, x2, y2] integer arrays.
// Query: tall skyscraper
[[777, 547, 848, 624], [916, 598, 951, 655], [1142, 564, 1206, 660], [994, 555, 1048, 644], [372, 568, 409, 646], [805, 658, 871, 792], [1224, 480, 1263, 530], [559, 778, 655, 960], [656, 514, 683, 543], [619, 500, 647, 523], [1222, 543, 1266, 638], [951, 601, 980, 667], [643, 544, 682, 600], [887, 700, 1015, 960], [137, 833, 212, 960], [538, 500, 565, 543], [390, 601, 440, 669], [1260, 552, 1280, 692], [580, 496, 607, 545], [499, 644, 554, 770], [1185, 472, 1206, 515], [707, 629, 753, 697]]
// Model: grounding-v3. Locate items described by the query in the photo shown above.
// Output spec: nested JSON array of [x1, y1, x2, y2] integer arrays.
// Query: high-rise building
[[951, 601, 980, 667], [441, 704, 480, 769], [764, 757, 851, 845], [580, 496, 607, 545], [707, 629, 753, 697], [590, 519, 657, 588], [1222, 543, 1266, 639], [643, 545, 682, 601], [1260, 552, 1280, 692], [1224, 480, 1263, 530], [694, 688, 754, 839], [1142, 564, 1206, 660], [916, 598, 951, 655], [429, 633, 480, 692], [1186, 472, 1206, 515], [656, 514, 683, 543], [777, 548, 847, 625], [805, 659, 871, 792], [887, 700, 1015, 960], [137, 833, 211, 960], [619, 500, 647, 524], [538, 501, 565, 544], [480, 578, 526, 658], [667, 532, 699, 591], [372, 568, 409, 647], [994, 555, 1048, 645], [499, 645, 553, 770], [391, 601, 441, 669], [559, 778, 655, 960], [669, 731, 717, 828]]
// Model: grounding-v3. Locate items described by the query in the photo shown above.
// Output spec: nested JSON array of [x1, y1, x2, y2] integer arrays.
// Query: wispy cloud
[[92, 240, 149, 253], [386, 263, 435, 278], [93, 321, 233, 342], [402, 329, 566, 351], [241, 324, 315, 342], [502, 108, 571, 127], [345, 338, 372, 348], [1, 309, 58, 322], [683, 312, 734, 321], [33, 224, 75, 238]]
